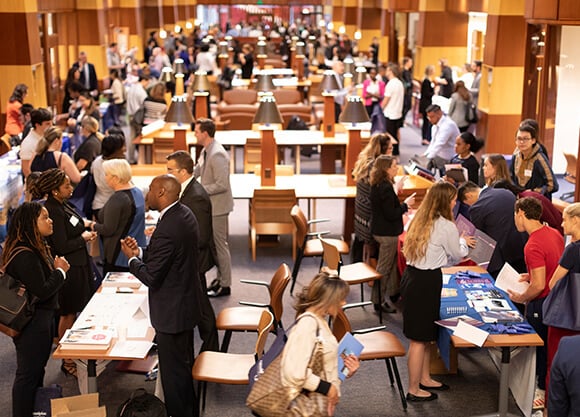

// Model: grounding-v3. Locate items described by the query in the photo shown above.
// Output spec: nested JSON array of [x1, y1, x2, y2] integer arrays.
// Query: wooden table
[[137, 126, 367, 174], [442, 266, 544, 417], [53, 289, 155, 393]]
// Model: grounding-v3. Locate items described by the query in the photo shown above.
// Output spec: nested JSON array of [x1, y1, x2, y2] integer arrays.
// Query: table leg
[[474, 347, 520, 417], [87, 359, 98, 393], [295, 145, 301, 174]]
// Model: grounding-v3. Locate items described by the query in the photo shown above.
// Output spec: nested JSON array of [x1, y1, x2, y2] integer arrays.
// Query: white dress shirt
[[425, 115, 461, 160]]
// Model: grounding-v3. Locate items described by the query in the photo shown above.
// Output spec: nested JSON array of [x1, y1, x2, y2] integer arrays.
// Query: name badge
[[524, 169, 532, 177], [69, 216, 79, 227]]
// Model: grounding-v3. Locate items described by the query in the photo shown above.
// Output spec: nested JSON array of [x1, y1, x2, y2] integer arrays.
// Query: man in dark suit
[[548, 335, 580, 416], [167, 150, 219, 352], [72, 51, 98, 96], [121, 175, 201, 417], [458, 181, 528, 277]]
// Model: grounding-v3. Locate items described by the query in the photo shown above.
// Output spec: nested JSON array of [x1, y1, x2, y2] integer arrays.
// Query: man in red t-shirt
[[510, 196, 565, 409]]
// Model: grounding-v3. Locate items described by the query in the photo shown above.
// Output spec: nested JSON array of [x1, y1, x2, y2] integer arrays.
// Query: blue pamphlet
[[337, 332, 364, 381]]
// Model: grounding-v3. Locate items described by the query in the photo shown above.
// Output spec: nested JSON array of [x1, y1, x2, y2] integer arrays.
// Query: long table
[[53, 287, 155, 394], [441, 266, 543, 417], [137, 126, 367, 174], [132, 173, 432, 244]]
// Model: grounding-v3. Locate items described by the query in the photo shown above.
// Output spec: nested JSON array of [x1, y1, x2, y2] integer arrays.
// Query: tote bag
[[542, 271, 580, 331]]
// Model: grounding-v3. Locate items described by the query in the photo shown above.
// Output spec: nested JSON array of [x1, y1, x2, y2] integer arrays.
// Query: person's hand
[[83, 218, 92, 228], [82, 231, 97, 242], [343, 354, 360, 378], [519, 273, 530, 282], [395, 176, 407, 194], [144, 226, 156, 237], [67, 118, 76, 127], [54, 256, 70, 273], [326, 384, 339, 416], [507, 289, 525, 304], [120, 237, 139, 258], [404, 192, 416, 208], [461, 234, 477, 248]]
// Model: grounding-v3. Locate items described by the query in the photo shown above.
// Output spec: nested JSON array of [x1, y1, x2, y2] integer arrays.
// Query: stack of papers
[[102, 272, 142, 289]]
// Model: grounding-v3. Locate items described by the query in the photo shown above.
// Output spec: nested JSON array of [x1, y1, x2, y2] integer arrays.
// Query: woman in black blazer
[[3, 202, 69, 417], [369, 156, 415, 313], [30, 168, 97, 376]]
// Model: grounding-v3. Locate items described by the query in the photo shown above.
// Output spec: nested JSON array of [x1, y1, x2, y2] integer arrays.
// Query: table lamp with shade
[[165, 95, 195, 152], [343, 57, 354, 88], [339, 95, 370, 185], [173, 58, 185, 76], [160, 66, 175, 97], [218, 41, 229, 69], [256, 40, 267, 70], [191, 70, 211, 119], [320, 70, 340, 137], [295, 42, 306, 80], [254, 72, 276, 93], [353, 66, 368, 97], [252, 93, 284, 186]]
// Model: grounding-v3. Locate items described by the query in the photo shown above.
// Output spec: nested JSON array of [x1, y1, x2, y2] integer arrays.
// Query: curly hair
[[29, 168, 66, 201], [403, 182, 457, 263], [2, 202, 53, 269], [294, 270, 349, 317]]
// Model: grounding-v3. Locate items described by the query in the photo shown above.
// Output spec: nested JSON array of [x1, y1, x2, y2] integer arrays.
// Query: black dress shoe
[[419, 382, 450, 391], [207, 286, 231, 297], [374, 303, 397, 314], [406, 392, 438, 402], [207, 279, 220, 292]]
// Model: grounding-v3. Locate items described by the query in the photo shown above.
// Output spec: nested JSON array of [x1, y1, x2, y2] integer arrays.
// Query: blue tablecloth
[[437, 269, 535, 370]]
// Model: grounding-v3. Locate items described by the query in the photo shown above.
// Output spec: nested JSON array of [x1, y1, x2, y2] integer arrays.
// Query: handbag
[[465, 102, 478, 124], [246, 313, 328, 417], [542, 271, 580, 331], [0, 247, 36, 337]]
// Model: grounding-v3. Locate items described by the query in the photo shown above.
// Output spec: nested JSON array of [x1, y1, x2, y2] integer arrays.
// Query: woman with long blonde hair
[[401, 182, 473, 402]]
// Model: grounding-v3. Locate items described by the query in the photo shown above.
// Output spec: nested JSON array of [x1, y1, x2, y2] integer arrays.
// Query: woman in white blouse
[[401, 182, 474, 402], [281, 271, 360, 416]]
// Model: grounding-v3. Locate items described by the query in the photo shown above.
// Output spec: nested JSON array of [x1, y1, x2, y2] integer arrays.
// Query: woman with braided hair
[[30, 168, 96, 377], [3, 202, 69, 417]]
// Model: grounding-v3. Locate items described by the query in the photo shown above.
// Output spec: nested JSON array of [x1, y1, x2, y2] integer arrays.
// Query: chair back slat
[[254, 310, 274, 359], [331, 309, 352, 341], [290, 205, 308, 246], [268, 263, 291, 324], [320, 237, 341, 271]]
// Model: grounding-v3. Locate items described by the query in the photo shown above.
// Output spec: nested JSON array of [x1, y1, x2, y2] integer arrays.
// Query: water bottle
[[61, 132, 71, 156]]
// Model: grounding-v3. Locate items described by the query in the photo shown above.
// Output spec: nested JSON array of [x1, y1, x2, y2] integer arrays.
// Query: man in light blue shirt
[[424, 104, 460, 175]]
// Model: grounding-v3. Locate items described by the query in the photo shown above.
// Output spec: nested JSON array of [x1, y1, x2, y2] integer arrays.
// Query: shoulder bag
[[465, 101, 478, 124], [246, 313, 328, 417], [542, 270, 580, 331], [0, 247, 36, 337]]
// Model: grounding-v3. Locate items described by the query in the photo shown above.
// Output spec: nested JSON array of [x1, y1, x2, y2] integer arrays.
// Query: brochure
[[495, 263, 530, 295], [455, 215, 497, 267], [102, 272, 142, 289], [479, 310, 524, 324], [60, 328, 114, 351], [436, 314, 484, 330], [337, 332, 364, 381]]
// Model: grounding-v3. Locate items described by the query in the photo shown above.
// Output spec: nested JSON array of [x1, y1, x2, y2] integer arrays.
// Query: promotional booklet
[[337, 332, 364, 381], [102, 272, 142, 289], [60, 328, 114, 350]]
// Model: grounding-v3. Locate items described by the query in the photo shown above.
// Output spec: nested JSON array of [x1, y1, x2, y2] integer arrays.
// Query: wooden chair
[[222, 113, 255, 130], [222, 89, 258, 105], [332, 308, 407, 411], [249, 189, 297, 261], [244, 137, 263, 173], [216, 263, 291, 352], [289, 205, 350, 295], [320, 236, 383, 322], [273, 89, 302, 105], [561, 152, 577, 201], [152, 137, 174, 164], [192, 310, 274, 413]]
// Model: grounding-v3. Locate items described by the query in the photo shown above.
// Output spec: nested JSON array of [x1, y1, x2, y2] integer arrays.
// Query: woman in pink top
[[362, 68, 385, 117]]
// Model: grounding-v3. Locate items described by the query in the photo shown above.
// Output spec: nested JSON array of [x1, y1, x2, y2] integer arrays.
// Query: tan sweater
[[281, 312, 340, 395]]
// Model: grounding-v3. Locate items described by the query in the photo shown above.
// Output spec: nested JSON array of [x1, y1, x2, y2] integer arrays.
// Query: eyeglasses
[[515, 136, 532, 143]]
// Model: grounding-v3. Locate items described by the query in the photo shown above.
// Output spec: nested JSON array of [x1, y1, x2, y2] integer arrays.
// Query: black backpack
[[117, 389, 167, 417]]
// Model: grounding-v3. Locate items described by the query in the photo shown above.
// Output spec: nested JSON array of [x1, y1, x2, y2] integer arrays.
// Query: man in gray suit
[[469, 60, 482, 106], [194, 118, 234, 297]]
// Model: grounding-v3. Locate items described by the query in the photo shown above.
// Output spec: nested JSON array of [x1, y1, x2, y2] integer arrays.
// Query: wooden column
[[174, 128, 187, 152], [0, 1, 46, 127], [322, 94, 336, 137], [194, 92, 209, 119], [479, 0, 527, 154]]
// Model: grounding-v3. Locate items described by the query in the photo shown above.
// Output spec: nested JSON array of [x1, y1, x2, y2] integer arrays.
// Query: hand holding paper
[[495, 263, 530, 295]]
